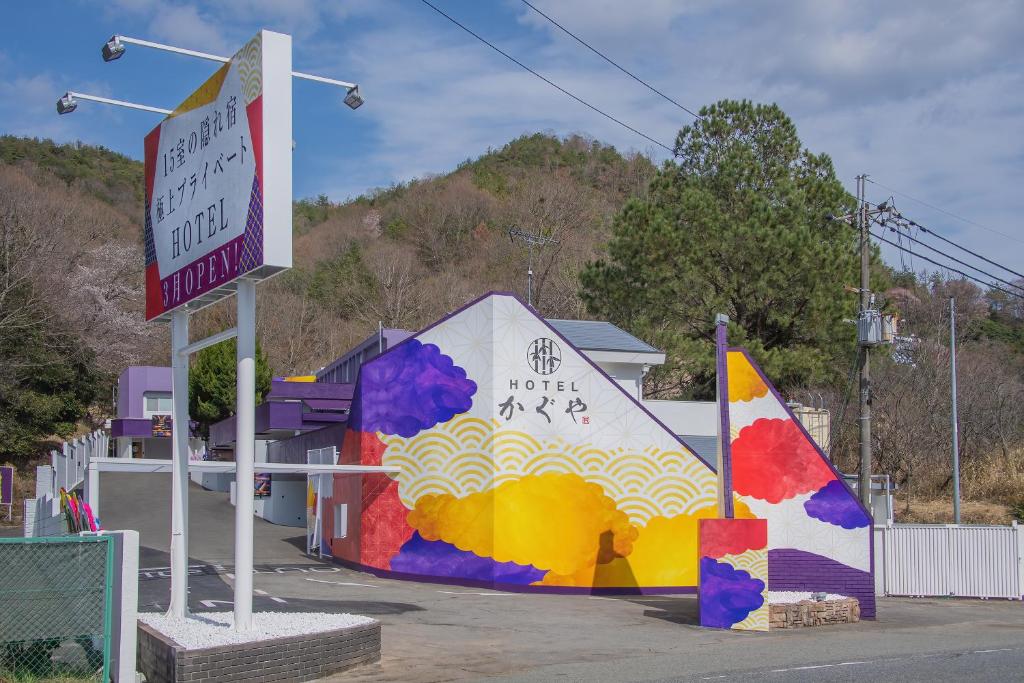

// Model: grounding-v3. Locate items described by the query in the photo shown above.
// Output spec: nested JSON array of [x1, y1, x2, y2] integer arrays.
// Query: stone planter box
[[769, 598, 860, 629], [137, 619, 381, 682]]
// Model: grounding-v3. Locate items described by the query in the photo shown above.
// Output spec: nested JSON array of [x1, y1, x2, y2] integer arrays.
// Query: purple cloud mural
[[698, 557, 766, 629], [390, 532, 546, 584], [349, 339, 477, 437], [803, 480, 870, 529]]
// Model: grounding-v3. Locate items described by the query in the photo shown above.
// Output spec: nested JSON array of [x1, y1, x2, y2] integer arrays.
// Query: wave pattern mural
[[380, 418, 717, 525]]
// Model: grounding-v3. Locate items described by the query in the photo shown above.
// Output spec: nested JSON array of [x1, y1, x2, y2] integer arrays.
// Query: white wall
[[594, 361, 645, 400], [230, 475, 306, 528], [642, 399, 718, 436], [142, 438, 171, 459]]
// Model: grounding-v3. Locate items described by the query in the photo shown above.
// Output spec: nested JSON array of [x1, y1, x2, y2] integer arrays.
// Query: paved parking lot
[[103, 473, 1024, 682]]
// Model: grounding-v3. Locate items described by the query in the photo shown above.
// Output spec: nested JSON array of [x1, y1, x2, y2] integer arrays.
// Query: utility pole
[[856, 174, 872, 510], [830, 179, 897, 510], [508, 227, 559, 307], [950, 297, 961, 525]]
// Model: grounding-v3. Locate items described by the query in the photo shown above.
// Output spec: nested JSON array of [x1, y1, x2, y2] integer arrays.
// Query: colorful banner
[[151, 414, 172, 438], [254, 473, 271, 498]]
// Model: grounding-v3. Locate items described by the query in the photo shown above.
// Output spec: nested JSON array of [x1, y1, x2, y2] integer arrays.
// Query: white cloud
[[143, 3, 231, 55]]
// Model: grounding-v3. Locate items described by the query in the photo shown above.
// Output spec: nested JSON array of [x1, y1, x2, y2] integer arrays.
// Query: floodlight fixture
[[102, 35, 125, 62], [56, 92, 78, 115], [344, 86, 364, 110]]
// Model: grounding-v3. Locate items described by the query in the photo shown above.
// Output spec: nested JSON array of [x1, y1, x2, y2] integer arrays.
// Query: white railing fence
[[23, 430, 109, 537], [874, 523, 1024, 599]]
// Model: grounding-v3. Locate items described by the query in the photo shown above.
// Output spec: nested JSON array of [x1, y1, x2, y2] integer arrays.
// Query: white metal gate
[[876, 523, 1024, 599], [305, 446, 336, 558]]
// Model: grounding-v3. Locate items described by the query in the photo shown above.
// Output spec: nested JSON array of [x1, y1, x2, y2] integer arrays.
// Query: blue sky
[[1, 0, 1023, 273]]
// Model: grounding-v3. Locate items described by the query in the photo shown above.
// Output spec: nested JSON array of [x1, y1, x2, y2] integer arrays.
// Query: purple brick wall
[[768, 548, 875, 619]]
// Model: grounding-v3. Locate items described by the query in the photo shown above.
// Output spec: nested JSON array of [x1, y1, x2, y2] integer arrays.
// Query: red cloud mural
[[731, 418, 835, 503]]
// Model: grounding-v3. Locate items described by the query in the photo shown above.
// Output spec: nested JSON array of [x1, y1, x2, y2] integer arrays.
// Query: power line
[[893, 212, 1024, 281], [869, 229, 1024, 300], [419, 0, 675, 155], [876, 217, 1024, 294], [866, 177, 1024, 246], [517, 0, 702, 120]]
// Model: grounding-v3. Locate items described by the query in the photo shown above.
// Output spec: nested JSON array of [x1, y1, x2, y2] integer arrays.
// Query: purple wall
[[117, 366, 172, 419], [768, 549, 876, 619], [208, 380, 353, 447]]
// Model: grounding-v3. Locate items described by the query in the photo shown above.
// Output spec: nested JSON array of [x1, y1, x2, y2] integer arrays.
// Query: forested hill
[[0, 135, 143, 218]]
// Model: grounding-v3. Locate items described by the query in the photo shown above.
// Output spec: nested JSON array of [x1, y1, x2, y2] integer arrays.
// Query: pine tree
[[580, 100, 886, 398]]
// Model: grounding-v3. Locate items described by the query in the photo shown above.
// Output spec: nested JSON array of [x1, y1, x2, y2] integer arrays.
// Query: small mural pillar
[[699, 518, 768, 631]]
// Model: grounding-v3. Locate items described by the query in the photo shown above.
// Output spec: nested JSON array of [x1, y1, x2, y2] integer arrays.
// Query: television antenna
[[508, 227, 559, 307]]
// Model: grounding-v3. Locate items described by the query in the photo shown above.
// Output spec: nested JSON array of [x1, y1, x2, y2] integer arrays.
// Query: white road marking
[[305, 578, 378, 588], [770, 661, 869, 673], [199, 599, 233, 608], [436, 590, 514, 596], [254, 589, 288, 603]]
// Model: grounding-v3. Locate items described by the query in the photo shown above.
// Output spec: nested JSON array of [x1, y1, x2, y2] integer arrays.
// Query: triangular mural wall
[[319, 292, 873, 610], [725, 349, 875, 618]]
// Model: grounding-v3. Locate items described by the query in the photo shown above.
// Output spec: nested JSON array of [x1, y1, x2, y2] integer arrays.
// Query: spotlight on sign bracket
[[102, 35, 126, 62], [344, 85, 364, 110], [56, 92, 78, 115]]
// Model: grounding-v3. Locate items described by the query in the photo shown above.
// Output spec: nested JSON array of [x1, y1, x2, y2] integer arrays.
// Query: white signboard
[[143, 30, 292, 321]]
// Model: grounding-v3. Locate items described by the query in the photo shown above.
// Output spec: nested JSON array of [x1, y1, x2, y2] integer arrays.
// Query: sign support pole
[[168, 309, 190, 618], [234, 278, 257, 631]]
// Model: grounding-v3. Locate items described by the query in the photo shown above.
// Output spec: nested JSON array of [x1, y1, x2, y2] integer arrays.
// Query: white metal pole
[[168, 309, 190, 618], [68, 91, 172, 115], [950, 296, 961, 525], [115, 36, 357, 88], [234, 279, 257, 631]]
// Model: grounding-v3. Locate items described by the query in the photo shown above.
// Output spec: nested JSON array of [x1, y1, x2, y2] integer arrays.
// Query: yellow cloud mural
[[408, 472, 637, 576], [727, 351, 769, 402], [538, 499, 753, 588]]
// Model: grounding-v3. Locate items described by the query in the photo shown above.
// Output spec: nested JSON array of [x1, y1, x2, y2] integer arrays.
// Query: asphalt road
[[98, 472, 1024, 682]]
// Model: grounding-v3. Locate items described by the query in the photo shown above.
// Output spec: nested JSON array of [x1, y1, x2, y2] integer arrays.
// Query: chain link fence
[[0, 536, 113, 682]]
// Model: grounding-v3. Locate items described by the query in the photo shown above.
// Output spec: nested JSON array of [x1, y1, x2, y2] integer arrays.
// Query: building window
[[333, 503, 348, 539], [143, 392, 173, 416]]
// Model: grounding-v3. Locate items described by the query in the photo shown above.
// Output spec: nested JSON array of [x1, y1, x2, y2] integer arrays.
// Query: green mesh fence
[[0, 536, 113, 682]]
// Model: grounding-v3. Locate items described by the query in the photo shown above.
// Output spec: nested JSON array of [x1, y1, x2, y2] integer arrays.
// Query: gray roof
[[679, 435, 717, 464], [545, 319, 662, 354]]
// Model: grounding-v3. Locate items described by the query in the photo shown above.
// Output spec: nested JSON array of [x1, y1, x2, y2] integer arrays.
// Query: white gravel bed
[[139, 611, 375, 650], [767, 591, 849, 604]]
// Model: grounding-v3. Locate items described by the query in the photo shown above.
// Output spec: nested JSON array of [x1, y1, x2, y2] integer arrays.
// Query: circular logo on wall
[[527, 337, 561, 375]]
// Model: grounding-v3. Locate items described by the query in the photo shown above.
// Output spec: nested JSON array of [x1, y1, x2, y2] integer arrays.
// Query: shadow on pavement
[[614, 595, 701, 626]]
